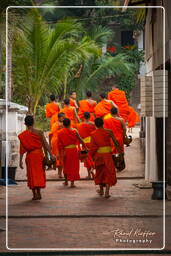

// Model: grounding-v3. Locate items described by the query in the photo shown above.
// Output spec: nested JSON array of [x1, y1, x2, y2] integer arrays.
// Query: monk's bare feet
[[96, 189, 104, 196], [58, 175, 63, 179], [85, 175, 91, 180], [105, 194, 111, 199], [32, 195, 39, 200], [70, 182, 76, 188], [37, 193, 42, 200], [63, 181, 68, 186]]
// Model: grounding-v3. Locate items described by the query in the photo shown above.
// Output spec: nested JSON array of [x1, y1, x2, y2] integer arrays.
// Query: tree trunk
[[63, 76, 68, 99]]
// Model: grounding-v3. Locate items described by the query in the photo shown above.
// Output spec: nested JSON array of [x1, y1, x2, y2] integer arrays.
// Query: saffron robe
[[60, 106, 77, 128], [50, 113, 58, 130], [50, 122, 63, 167], [78, 99, 97, 121], [70, 98, 78, 108], [90, 128, 117, 186], [58, 128, 80, 181], [127, 106, 140, 128], [94, 100, 111, 118], [108, 89, 130, 121], [77, 122, 96, 169], [104, 117, 124, 153], [18, 130, 46, 189], [45, 102, 60, 118]]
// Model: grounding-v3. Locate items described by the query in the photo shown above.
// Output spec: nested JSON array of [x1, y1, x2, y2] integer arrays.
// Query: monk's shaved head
[[25, 115, 34, 127], [100, 93, 106, 99], [84, 112, 90, 119], [111, 107, 118, 115], [95, 118, 103, 128], [86, 91, 92, 98], [63, 118, 71, 127], [64, 99, 70, 105], [50, 94, 56, 101]]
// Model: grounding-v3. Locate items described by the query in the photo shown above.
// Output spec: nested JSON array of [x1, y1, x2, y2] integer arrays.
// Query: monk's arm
[[108, 130, 122, 154], [74, 108, 81, 123], [121, 119, 127, 136], [109, 100, 118, 109], [75, 131, 88, 151], [41, 132, 55, 161], [19, 154, 24, 169]]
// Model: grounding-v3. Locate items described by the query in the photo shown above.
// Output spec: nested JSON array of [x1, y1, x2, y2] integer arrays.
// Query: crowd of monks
[[18, 86, 140, 200]]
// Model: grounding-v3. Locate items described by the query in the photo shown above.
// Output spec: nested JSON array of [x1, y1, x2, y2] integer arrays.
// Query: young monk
[[89, 118, 122, 198], [94, 93, 118, 119], [49, 112, 65, 178], [78, 91, 97, 121], [70, 91, 79, 109], [58, 118, 87, 188], [108, 85, 130, 122], [77, 112, 96, 179], [104, 107, 126, 153], [18, 115, 55, 200], [45, 94, 60, 119], [60, 99, 80, 128]]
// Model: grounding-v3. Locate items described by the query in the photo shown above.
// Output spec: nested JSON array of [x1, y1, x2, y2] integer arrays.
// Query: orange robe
[[58, 128, 80, 181], [50, 122, 63, 167], [50, 113, 58, 130], [127, 106, 140, 128], [94, 100, 111, 118], [77, 122, 96, 169], [70, 98, 78, 108], [60, 106, 77, 128], [78, 99, 97, 121], [90, 128, 117, 186], [108, 89, 130, 121], [18, 130, 46, 189], [45, 102, 60, 118], [104, 117, 124, 153]]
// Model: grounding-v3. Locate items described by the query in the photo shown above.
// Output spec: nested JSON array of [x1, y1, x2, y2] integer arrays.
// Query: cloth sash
[[97, 146, 112, 153], [65, 144, 77, 149], [83, 136, 91, 144]]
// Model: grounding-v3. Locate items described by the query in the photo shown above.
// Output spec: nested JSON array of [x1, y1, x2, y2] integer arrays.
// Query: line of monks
[[18, 86, 140, 200]]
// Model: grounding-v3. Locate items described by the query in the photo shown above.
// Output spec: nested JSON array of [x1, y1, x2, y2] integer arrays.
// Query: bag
[[124, 135, 132, 147], [43, 155, 56, 170], [79, 150, 88, 162], [112, 153, 125, 172]]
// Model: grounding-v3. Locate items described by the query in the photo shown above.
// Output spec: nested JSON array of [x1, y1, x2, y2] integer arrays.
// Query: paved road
[[0, 127, 171, 252]]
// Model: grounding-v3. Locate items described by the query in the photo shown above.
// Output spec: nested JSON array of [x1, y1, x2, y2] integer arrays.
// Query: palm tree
[[12, 10, 100, 114]]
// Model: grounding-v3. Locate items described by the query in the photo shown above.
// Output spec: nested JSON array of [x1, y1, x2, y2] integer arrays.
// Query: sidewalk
[[0, 127, 171, 252]]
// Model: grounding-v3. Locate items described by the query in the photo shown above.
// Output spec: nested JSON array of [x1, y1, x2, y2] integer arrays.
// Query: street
[[0, 128, 171, 252]]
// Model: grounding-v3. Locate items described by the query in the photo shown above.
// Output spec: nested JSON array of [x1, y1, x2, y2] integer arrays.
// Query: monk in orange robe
[[77, 112, 96, 179], [58, 118, 87, 187], [49, 112, 65, 178], [127, 106, 140, 131], [70, 91, 79, 109], [108, 85, 130, 121], [45, 94, 60, 118], [104, 107, 126, 154], [18, 115, 55, 200], [78, 91, 97, 121], [90, 118, 122, 198], [60, 99, 80, 128], [94, 93, 118, 118], [45, 94, 60, 129]]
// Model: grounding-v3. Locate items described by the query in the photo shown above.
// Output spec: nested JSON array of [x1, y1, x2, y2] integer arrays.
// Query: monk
[[78, 91, 97, 121], [18, 115, 55, 200], [108, 85, 130, 121], [104, 107, 126, 153], [77, 112, 96, 179], [58, 118, 87, 187], [90, 118, 122, 198], [49, 112, 65, 178], [60, 99, 80, 128], [45, 94, 60, 118], [127, 106, 140, 132], [70, 91, 79, 109], [94, 93, 118, 118]]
